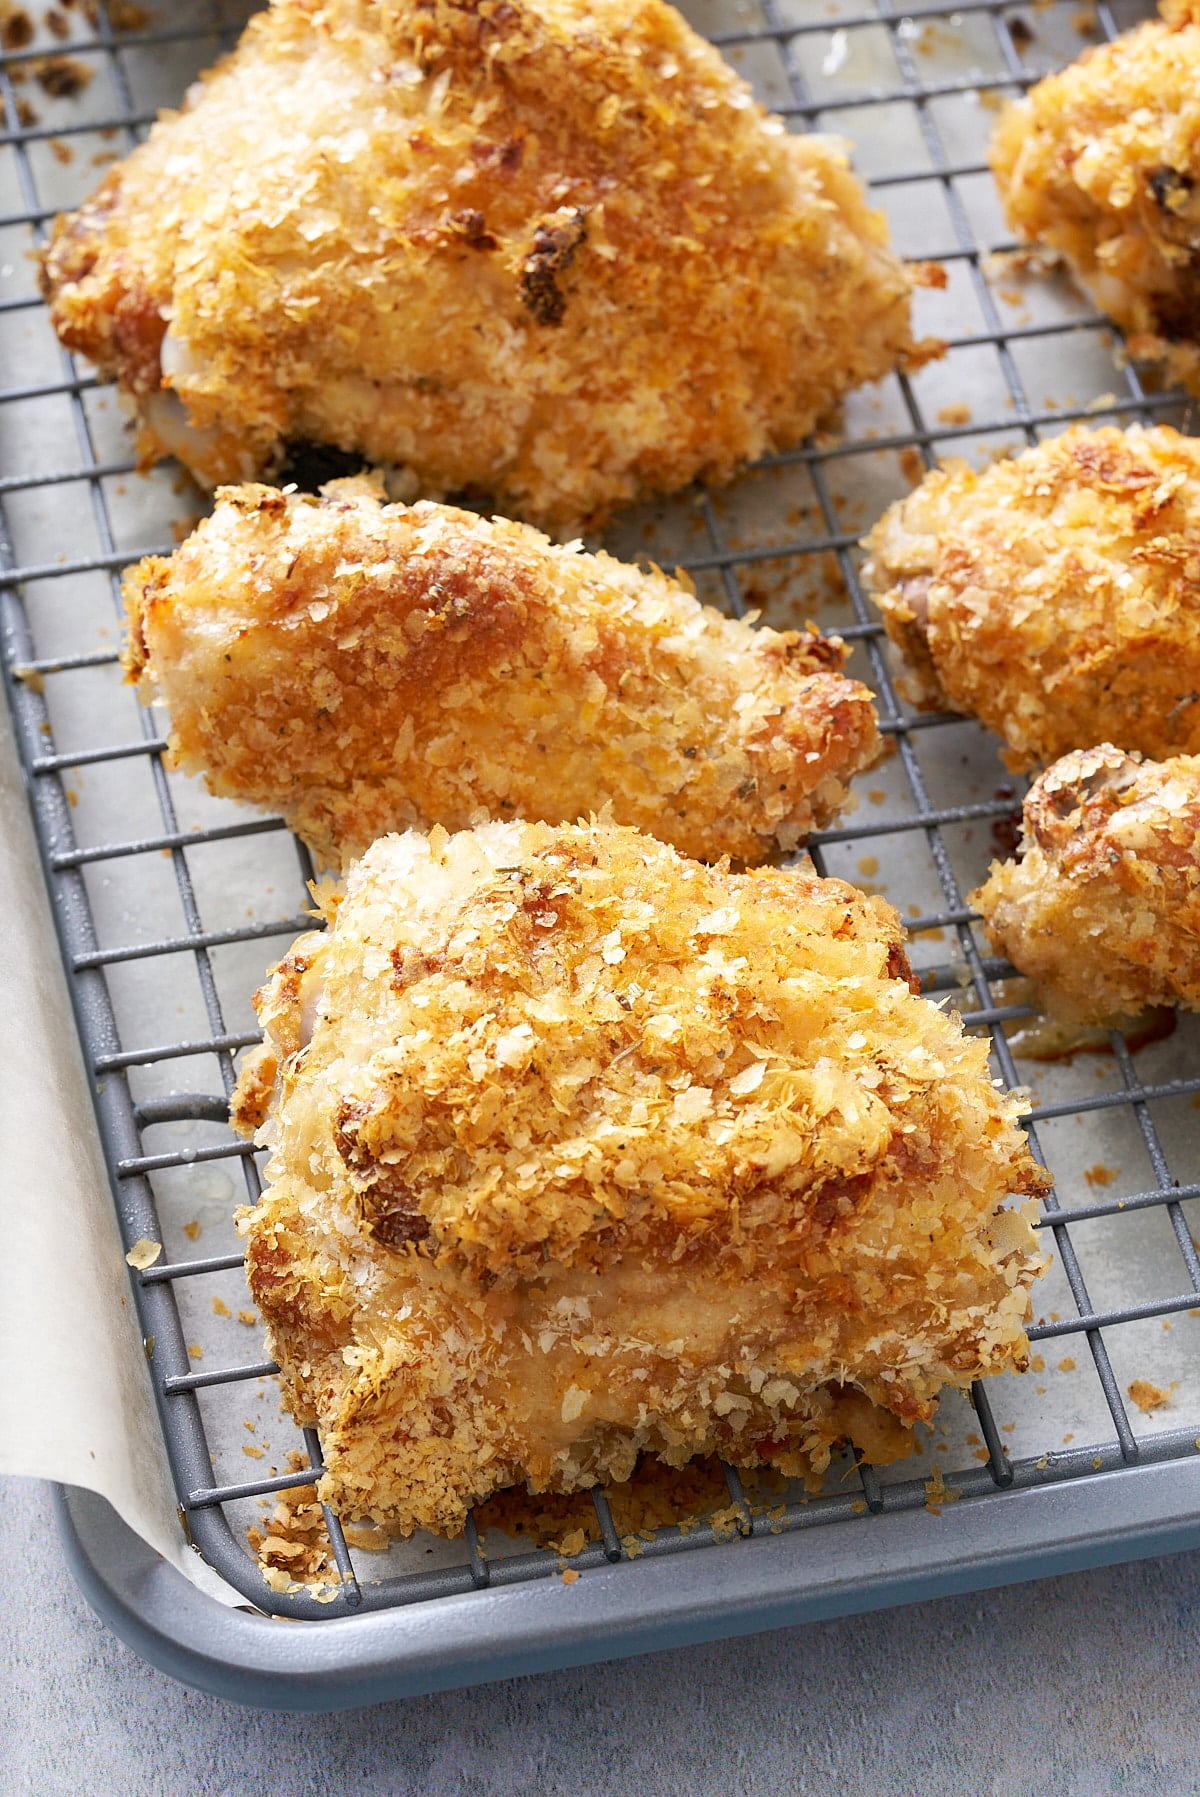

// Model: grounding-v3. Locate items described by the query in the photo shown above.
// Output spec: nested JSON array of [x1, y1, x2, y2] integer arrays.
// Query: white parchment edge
[[0, 699, 239, 1607]]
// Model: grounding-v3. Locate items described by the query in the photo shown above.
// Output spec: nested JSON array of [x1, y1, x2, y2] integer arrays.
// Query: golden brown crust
[[236, 819, 1047, 1536], [990, 11, 1200, 392], [228, 1041, 280, 1139], [861, 425, 1200, 770], [39, 0, 914, 534], [121, 476, 879, 867], [974, 744, 1200, 1024]]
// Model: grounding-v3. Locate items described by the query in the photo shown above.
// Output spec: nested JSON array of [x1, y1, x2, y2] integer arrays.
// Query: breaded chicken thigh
[[861, 425, 1200, 770], [234, 819, 1047, 1536], [991, 3, 1200, 393], [40, 0, 917, 535], [974, 744, 1200, 1025], [122, 477, 879, 867]]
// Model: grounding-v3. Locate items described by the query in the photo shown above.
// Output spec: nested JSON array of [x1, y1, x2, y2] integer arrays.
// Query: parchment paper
[[0, 698, 237, 1605]]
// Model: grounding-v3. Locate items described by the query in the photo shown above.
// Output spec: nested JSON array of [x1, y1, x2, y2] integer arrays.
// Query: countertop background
[[4, 1475, 1199, 1796]]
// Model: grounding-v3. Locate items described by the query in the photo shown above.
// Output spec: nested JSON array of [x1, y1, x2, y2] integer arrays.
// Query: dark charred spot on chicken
[[1067, 436, 1164, 493], [786, 627, 846, 671], [471, 133, 525, 176], [281, 440, 369, 491], [885, 940, 921, 995], [1142, 167, 1200, 342], [367, 1170, 433, 1248], [407, 0, 521, 73], [332, 1097, 370, 1169], [448, 208, 498, 249], [333, 1097, 432, 1248], [1153, 260, 1200, 344], [518, 208, 588, 325], [389, 946, 441, 989], [1149, 166, 1194, 215]]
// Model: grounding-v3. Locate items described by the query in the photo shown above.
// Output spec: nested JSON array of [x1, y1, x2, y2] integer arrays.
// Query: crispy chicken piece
[[39, 0, 917, 536], [991, 3, 1200, 393], [974, 744, 1200, 1025], [234, 819, 1047, 1536], [861, 425, 1200, 770], [122, 477, 880, 868]]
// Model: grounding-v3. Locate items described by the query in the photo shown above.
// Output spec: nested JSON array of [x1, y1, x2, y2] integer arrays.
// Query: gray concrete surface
[[3, 1475, 1200, 1796]]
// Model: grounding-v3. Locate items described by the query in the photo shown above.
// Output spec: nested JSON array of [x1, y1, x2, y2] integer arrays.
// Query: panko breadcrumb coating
[[234, 819, 1047, 1537], [861, 425, 1200, 770], [991, 3, 1200, 393], [122, 476, 880, 867], [974, 743, 1200, 1025], [39, 0, 917, 536]]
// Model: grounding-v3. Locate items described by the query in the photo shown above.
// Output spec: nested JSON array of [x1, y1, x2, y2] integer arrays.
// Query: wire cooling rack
[[3, 0, 1200, 1676]]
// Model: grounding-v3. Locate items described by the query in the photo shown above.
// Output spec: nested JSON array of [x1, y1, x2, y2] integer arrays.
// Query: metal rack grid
[[2, 0, 1199, 1640]]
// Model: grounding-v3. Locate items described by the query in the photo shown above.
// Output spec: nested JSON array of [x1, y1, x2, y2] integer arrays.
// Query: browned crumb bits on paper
[[32, 53, 92, 97], [559, 1567, 581, 1585], [899, 446, 926, 485], [0, 5, 33, 51], [124, 1237, 162, 1270], [211, 1295, 231, 1317], [3, 92, 39, 129], [910, 260, 948, 291], [1128, 1379, 1173, 1414]]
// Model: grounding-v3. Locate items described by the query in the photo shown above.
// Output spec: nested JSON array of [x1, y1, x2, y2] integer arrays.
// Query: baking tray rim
[[53, 1458, 1200, 1711]]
